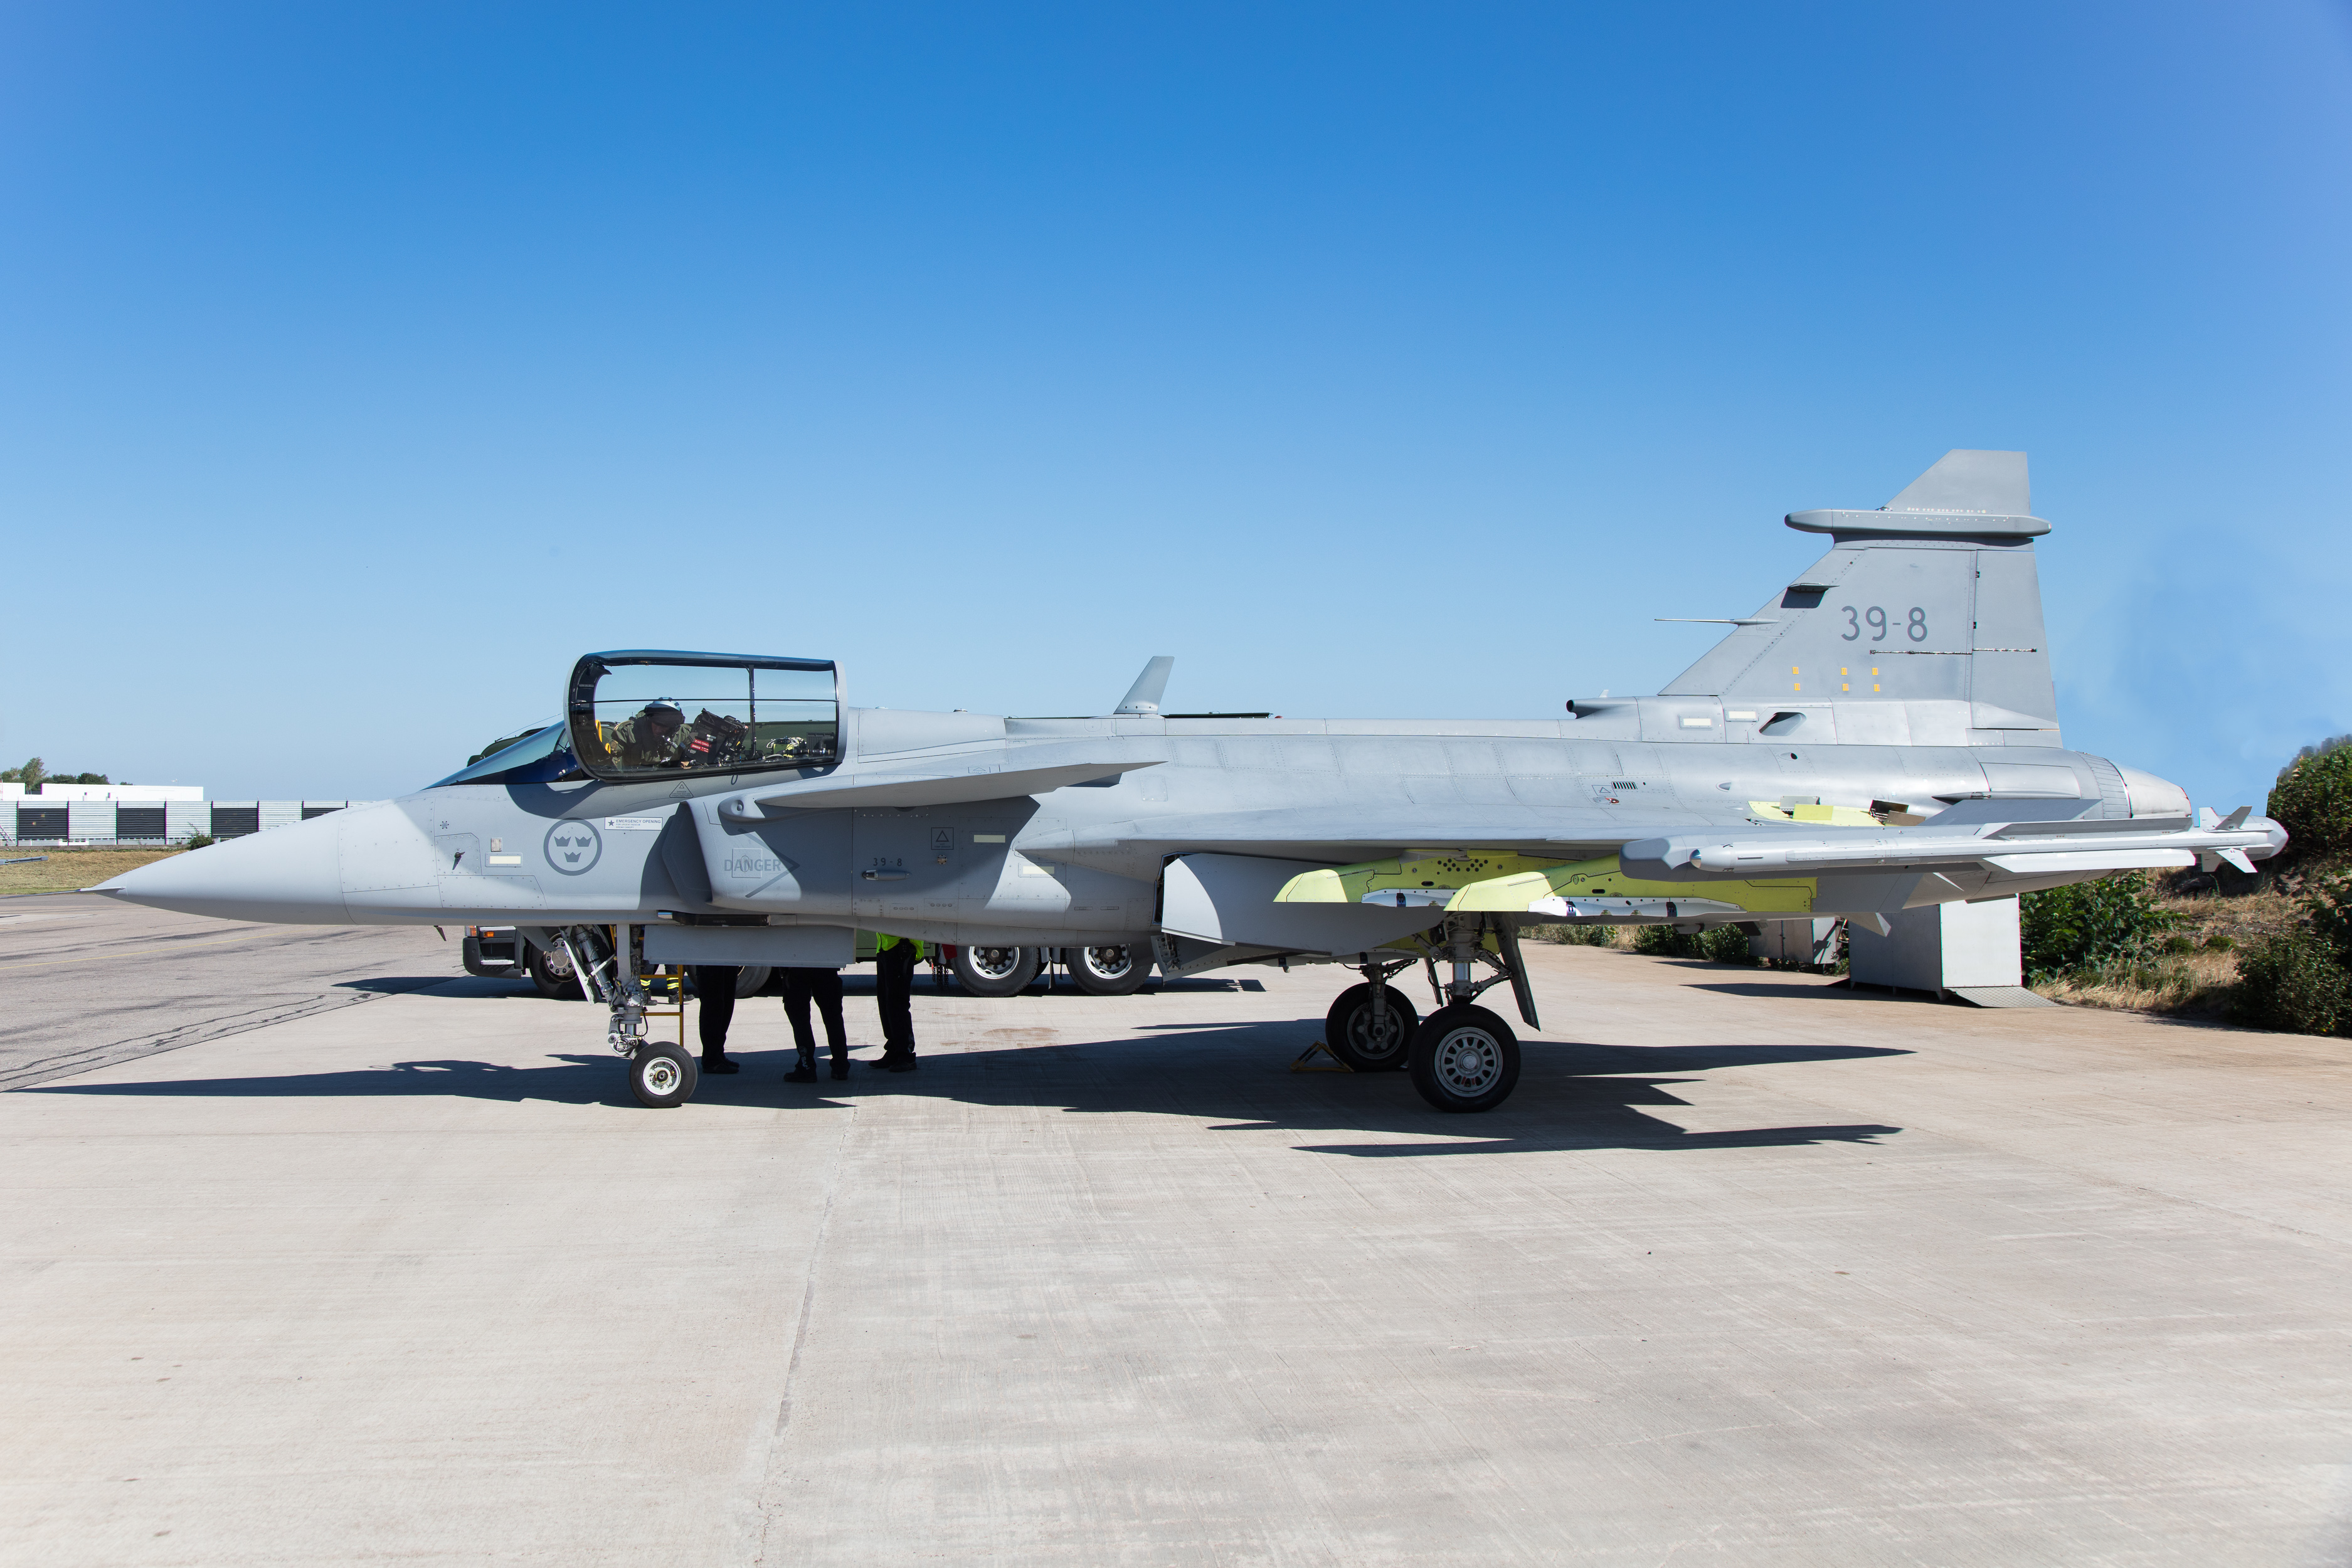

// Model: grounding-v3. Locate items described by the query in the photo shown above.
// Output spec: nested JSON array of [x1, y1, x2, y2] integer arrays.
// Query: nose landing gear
[[628, 1042, 699, 1109], [556, 924, 699, 1108]]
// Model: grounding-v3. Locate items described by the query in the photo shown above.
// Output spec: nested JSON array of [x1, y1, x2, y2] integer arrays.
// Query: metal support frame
[[1407, 914, 1539, 1028], [1357, 955, 1414, 1036]]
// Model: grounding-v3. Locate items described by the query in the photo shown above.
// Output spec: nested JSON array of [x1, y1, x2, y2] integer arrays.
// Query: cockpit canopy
[[566, 651, 840, 783]]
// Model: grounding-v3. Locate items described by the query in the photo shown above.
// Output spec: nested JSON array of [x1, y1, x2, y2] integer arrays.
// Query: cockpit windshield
[[566, 652, 839, 783], [429, 722, 585, 788]]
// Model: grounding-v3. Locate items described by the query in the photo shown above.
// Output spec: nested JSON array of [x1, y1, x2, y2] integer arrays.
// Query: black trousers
[[876, 943, 918, 1056], [691, 965, 739, 1059], [782, 967, 848, 1061]]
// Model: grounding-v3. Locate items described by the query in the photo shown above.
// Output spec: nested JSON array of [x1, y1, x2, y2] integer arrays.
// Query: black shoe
[[884, 1054, 919, 1073], [702, 1057, 741, 1075], [830, 1059, 850, 1081], [783, 1063, 818, 1083]]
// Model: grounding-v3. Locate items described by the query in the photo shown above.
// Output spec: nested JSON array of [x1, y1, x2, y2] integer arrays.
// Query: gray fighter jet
[[97, 452, 2282, 1112]]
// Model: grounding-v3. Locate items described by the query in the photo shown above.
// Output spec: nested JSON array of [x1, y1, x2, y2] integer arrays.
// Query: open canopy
[[565, 650, 841, 783]]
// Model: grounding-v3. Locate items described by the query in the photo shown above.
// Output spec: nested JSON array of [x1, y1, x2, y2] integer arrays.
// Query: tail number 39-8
[[1841, 606, 1927, 642]]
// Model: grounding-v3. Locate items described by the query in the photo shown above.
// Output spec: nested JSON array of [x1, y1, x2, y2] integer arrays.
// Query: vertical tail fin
[[1661, 451, 2060, 746]]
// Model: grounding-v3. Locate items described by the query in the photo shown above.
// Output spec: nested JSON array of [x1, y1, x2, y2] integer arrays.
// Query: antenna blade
[[1115, 656, 1175, 716]]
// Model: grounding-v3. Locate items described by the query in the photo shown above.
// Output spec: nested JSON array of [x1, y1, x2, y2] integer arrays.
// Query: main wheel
[[1407, 1004, 1520, 1113], [1066, 943, 1151, 996], [628, 1043, 699, 1108], [954, 944, 1041, 997], [1323, 983, 1419, 1071], [529, 941, 584, 1000], [733, 965, 773, 997]]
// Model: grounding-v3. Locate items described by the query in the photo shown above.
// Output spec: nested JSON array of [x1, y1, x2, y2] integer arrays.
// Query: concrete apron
[[2, 948, 2349, 1566]]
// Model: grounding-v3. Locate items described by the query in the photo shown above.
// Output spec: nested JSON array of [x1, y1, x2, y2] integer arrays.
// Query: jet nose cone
[[96, 813, 350, 924]]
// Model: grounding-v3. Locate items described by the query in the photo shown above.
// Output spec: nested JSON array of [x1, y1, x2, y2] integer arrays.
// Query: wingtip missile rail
[[1624, 811, 2286, 879]]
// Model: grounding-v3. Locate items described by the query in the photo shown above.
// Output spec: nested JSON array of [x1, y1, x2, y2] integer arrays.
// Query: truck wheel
[[629, 1043, 698, 1108], [1323, 983, 1419, 1072], [1067, 944, 1150, 995], [1408, 1005, 1520, 1112], [955, 944, 1040, 997], [529, 942, 585, 1000]]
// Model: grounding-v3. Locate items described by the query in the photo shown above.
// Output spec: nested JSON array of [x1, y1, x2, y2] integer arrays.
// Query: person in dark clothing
[[871, 934, 923, 1072], [688, 965, 743, 1074], [781, 966, 849, 1083]]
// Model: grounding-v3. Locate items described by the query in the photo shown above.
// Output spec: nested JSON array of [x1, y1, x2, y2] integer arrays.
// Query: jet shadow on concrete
[[28, 1022, 1907, 1157], [384, 973, 1266, 1002]]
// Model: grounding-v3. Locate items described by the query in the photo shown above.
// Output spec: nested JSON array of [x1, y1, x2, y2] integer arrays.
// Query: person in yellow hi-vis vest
[[871, 933, 924, 1072]]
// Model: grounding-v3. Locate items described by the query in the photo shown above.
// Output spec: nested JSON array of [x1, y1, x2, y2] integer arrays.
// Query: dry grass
[[1522, 924, 1639, 951], [2035, 947, 2240, 1017], [2028, 879, 2312, 1019], [0, 846, 182, 896]]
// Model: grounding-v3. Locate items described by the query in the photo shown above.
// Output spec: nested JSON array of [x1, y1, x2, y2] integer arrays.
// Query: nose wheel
[[1408, 1005, 1520, 1113], [628, 1042, 699, 1108]]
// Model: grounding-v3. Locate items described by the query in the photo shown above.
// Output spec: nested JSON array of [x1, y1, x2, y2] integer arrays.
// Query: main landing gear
[[1323, 965, 1419, 1072], [1330, 916, 1537, 1113]]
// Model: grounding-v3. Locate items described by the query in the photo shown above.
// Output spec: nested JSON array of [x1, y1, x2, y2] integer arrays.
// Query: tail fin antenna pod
[[1659, 450, 2061, 746], [1115, 656, 1175, 716]]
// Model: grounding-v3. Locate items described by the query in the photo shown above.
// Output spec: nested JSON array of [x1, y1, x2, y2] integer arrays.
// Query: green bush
[[2020, 873, 2173, 981], [2230, 929, 2352, 1036], [1632, 924, 1703, 958], [2302, 875, 2352, 968], [1522, 923, 1611, 946], [2269, 741, 2352, 861], [1630, 924, 1754, 963], [1698, 924, 1757, 965], [2204, 933, 2236, 951], [181, 833, 215, 850]]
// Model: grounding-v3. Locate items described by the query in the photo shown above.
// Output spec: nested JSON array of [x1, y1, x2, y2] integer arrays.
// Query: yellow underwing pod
[[1274, 850, 1563, 908], [1276, 852, 1816, 919]]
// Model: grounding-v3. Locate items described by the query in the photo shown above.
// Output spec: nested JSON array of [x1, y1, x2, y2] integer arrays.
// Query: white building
[[1, 783, 205, 802], [3, 783, 376, 845]]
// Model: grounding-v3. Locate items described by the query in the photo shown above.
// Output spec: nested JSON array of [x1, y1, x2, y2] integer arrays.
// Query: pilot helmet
[[644, 701, 685, 727]]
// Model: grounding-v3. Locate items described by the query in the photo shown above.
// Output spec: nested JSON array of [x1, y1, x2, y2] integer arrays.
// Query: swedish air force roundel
[[544, 818, 603, 876]]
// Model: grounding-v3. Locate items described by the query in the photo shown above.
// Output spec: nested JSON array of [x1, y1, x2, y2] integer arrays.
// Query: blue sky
[[3, 3, 2348, 808]]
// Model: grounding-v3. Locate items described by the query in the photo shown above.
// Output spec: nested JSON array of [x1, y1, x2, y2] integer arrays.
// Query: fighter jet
[[97, 452, 2283, 1112]]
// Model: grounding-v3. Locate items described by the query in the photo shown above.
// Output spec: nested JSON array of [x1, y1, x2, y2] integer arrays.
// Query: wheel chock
[[1290, 1040, 1354, 1073]]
